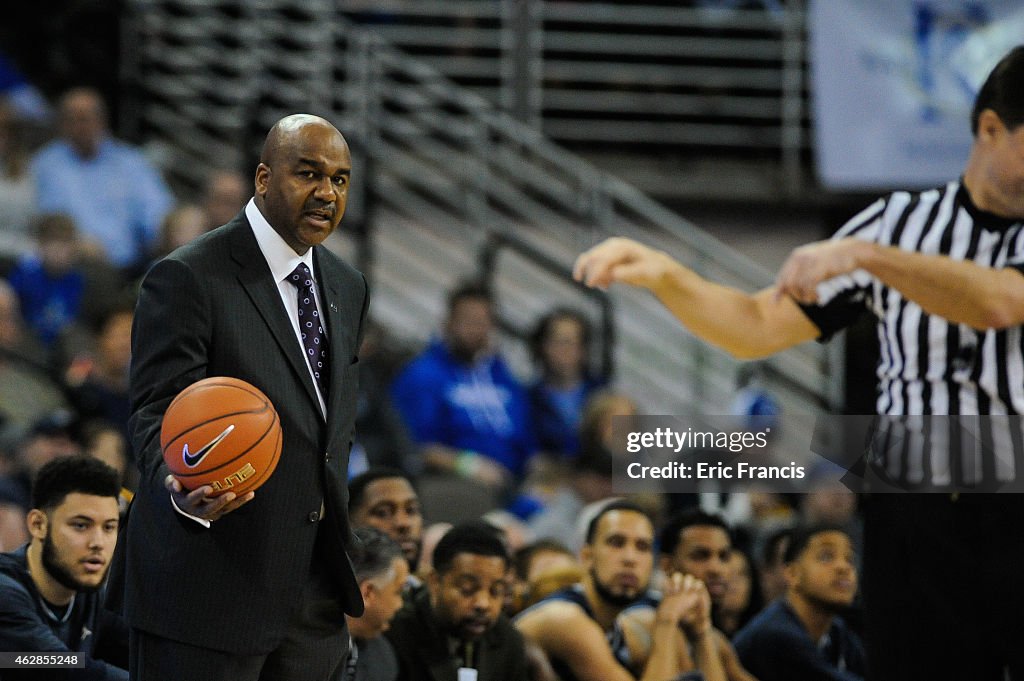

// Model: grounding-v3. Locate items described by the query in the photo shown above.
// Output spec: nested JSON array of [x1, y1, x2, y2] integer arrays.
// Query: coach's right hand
[[166, 475, 255, 522]]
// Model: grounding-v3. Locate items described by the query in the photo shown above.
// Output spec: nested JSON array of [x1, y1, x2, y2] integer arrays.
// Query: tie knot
[[289, 264, 315, 290]]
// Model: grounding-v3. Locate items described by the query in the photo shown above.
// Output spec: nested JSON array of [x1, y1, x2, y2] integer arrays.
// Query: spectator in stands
[[482, 509, 534, 555], [733, 525, 864, 681], [0, 275, 43, 364], [65, 299, 134, 444], [81, 420, 127, 481], [514, 539, 578, 586], [349, 468, 424, 573], [728, 362, 780, 431], [528, 391, 630, 552], [658, 510, 732, 618], [153, 203, 210, 261], [30, 87, 173, 276], [81, 418, 135, 510], [802, 475, 857, 527], [0, 438, 16, 476], [717, 547, 763, 639], [739, 489, 798, 555], [516, 500, 717, 681], [527, 434, 613, 553], [0, 474, 29, 551], [650, 509, 755, 680], [528, 308, 605, 460], [0, 455, 128, 680], [391, 281, 535, 490], [352, 321, 418, 476], [340, 527, 408, 681], [2, 409, 81, 508], [0, 98, 35, 243], [511, 539, 581, 612], [800, 463, 863, 563], [416, 521, 453, 578], [758, 526, 792, 605], [385, 522, 528, 681], [6, 213, 86, 347], [201, 168, 249, 231], [0, 280, 69, 436], [458, 517, 527, 618]]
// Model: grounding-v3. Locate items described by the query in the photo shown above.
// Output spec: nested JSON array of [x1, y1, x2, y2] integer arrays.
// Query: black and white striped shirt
[[803, 179, 1024, 417], [800, 181, 1024, 489]]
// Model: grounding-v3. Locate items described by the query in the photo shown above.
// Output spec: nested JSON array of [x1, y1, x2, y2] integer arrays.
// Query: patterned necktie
[[288, 263, 329, 398]]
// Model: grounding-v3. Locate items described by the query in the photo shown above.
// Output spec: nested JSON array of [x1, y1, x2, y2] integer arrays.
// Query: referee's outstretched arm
[[575, 95, 1024, 356], [774, 234, 1024, 331], [573, 236, 820, 360]]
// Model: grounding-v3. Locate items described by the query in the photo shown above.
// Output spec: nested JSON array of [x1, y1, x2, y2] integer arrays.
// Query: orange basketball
[[161, 377, 282, 496]]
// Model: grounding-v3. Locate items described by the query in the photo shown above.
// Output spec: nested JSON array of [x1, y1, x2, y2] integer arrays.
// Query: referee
[[574, 45, 1024, 681]]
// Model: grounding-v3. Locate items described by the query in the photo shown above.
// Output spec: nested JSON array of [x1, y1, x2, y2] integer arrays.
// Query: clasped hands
[[657, 572, 713, 640]]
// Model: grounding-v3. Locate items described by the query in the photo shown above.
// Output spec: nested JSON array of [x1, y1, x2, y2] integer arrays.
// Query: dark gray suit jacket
[[125, 213, 367, 654]]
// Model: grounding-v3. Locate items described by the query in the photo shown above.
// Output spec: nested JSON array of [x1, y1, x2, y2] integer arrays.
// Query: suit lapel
[[411, 590, 463, 681], [229, 219, 321, 411], [476, 632, 501, 681]]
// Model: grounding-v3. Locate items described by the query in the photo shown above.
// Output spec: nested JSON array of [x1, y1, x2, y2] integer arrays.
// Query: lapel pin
[[329, 302, 338, 312]]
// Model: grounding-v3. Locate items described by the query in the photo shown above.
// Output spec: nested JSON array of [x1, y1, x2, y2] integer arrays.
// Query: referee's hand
[[574, 237, 679, 292], [774, 237, 869, 304]]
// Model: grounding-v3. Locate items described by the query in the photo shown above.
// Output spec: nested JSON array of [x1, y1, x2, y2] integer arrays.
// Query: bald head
[[260, 114, 342, 166], [253, 114, 352, 255]]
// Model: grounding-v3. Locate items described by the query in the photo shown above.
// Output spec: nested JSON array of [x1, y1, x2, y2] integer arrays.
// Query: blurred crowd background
[[0, 3, 1017, 665]]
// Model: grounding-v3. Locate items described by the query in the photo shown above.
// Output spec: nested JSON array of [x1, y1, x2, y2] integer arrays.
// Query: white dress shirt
[[245, 198, 329, 417], [173, 200, 330, 526]]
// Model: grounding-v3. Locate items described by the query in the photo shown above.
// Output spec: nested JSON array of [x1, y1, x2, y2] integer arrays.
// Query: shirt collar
[[957, 178, 1021, 232], [245, 198, 316, 283], [65, 136, 114, 162]]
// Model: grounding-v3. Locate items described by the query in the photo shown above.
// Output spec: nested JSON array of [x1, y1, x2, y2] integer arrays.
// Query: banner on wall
[[810, 1, 1024, 191]]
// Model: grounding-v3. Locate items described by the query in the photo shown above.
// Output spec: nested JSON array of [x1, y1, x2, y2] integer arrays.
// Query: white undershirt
[[171, 200, 330, 527], [245, 198, 328, 417]]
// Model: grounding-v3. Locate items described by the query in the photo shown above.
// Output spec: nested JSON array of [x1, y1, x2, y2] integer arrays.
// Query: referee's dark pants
[[863, 494, 1024, 681], [129, 539, 350, 681]]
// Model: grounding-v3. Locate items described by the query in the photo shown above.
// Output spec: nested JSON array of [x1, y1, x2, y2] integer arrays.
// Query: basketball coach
[[125, 114, 368, 680]]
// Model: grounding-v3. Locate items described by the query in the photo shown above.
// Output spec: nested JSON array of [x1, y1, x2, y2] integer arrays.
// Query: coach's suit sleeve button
[[307, 511, 320, 523]]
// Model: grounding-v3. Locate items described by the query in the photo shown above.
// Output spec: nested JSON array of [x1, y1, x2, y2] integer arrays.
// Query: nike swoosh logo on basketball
[[182, 424, 236, 468]]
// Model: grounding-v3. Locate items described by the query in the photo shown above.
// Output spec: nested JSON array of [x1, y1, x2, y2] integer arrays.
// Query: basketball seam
[[168, 411, 280, 480], [167, 379, 269, 412], [162, 407, 268, 449], [231, 418, 283, 495]]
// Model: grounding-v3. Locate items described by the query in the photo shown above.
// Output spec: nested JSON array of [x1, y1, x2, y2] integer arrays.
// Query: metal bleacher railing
[[121, 0, 836, 443], [335, 0, 809, 197]]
